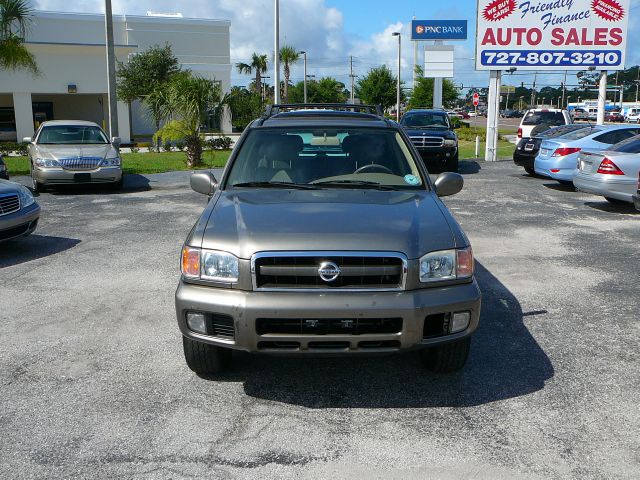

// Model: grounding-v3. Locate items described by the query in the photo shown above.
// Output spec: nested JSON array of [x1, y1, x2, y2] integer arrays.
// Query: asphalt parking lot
[[1, 163, 638, 479]]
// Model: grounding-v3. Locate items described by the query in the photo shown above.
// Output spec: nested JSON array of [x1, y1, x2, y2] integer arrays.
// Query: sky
[[33, 0, 640, 95]]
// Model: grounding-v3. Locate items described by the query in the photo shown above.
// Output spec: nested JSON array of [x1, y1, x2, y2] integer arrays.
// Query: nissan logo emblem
[[318, 261, 341, 282]]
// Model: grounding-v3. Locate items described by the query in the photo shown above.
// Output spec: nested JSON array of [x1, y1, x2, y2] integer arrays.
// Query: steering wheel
[[354, 163, 393, 174]]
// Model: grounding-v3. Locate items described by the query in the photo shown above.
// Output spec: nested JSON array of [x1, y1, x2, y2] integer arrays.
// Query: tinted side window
[[610, 135, 640, 153], [594, 129, 639, 145]]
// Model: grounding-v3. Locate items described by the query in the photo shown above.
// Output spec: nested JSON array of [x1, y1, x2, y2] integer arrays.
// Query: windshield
[[37, 125, 108, 145], [226, 128, 425, 189], [400, 113, 450, 129], [522, 111, 566, 126], [558, 127, 602, 141], [610, 134, 640, 153]]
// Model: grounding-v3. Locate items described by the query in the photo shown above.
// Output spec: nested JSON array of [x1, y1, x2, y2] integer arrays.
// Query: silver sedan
[[25, 120, 123, 192], [0, 178, 40, 242], [574, 134, 640, 205]]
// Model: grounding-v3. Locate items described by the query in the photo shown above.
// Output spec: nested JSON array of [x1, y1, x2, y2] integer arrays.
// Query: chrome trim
[[0, 193, 20, 217], [59, 157, 103, 170], [409, 136, 445, 148], [250, 251, 408, 292]]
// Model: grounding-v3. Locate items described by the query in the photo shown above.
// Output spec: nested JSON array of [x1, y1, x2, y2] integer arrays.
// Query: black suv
[[400, 109, 459, 172]]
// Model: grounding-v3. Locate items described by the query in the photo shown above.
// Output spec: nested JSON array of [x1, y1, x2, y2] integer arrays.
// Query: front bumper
[[34, 166, 122, 185], [633, 194, 640, 211], [175, 280, 482, 354], [416, 147, 457, 164], [573, 172, 636, 203], [0, 202, 40, 241]]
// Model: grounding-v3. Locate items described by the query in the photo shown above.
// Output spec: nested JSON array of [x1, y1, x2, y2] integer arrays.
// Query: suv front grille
[[252, 252, 406, 291], [59, 157, 103, 170], [410, 136, 445, 148], [0, 194, 20, 216], [256, 318, 403, 335]]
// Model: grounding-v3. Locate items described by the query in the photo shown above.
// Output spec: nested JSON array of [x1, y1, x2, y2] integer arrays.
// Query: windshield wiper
[[312, 180, 399, 191], [232, 181, 318, 190]]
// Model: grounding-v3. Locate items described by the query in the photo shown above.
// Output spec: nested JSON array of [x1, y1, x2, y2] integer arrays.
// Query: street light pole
[[392, 32, 401, 122], [274, 0, 280, 104], [350, 56, 355, 104], [300, 51, 307, 103], [104, 0, 118, 138]]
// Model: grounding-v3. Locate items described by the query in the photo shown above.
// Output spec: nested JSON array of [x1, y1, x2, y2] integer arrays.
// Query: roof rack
[[264, 103, 384, 118]]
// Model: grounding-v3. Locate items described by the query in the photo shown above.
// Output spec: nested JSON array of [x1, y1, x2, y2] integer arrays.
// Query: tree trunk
[[283, 64, 290, 103], [185, 133, 203, 168], [255, 71, 261, 96]]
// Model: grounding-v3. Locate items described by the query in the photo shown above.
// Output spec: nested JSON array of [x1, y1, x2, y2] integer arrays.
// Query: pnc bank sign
[[411, 20, 469, 40]]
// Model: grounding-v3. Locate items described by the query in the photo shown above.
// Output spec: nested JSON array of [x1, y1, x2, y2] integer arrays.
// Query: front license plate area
[[74, 173, 91, 183]]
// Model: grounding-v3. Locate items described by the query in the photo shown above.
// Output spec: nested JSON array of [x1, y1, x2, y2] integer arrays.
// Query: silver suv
[[175, 104, 482, 374]]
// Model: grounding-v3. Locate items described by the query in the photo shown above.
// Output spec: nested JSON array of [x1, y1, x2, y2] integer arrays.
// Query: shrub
[[175, 140, 186, 151], [163, 141, 173, 152], [206, 136, 233, 150], [130, 145, 140, 153]]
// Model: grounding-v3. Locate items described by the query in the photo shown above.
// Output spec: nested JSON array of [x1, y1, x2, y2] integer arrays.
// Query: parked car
[[535, 125, 640, 185], [400, 109, 459, 172], [456, 110, 470, 119], [587, 107, 598, 121], [501, 109, 521, 119], [175, 103, 481, 374], [0, 178, 40, 242], [625, 107, 640, 123], [633, 172, 640, 211], [518, 109, 572, 139], [513, 125, 588, 176], [605, 111, 625, 123], [573, 134, 640, 205], [25, 120, 122, 192], [571, 108, 589, 121], [0, 155, 8, 180]]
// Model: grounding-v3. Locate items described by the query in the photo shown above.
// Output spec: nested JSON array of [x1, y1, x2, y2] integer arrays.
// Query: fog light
[[186, 312, 207, 334], [450, 311, 470, 333]]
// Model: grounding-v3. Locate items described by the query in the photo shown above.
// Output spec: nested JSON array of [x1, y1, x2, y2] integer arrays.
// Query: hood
[[0, 178, 23, 194], [402, 126, 456, 139], [33, 144, 116, 160], [200, 189, 456, 260]]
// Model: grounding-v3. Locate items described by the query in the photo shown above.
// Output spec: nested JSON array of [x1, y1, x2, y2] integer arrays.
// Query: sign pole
[[597, 71, 607, 125], [433, 40, 443, 109], [274, 0, 280, 105], [485, 70, 501, 162]]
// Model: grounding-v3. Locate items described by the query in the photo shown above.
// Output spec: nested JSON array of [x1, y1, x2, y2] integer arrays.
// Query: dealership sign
[[412, 20, 468, 40], [476, 0, 631, 70]]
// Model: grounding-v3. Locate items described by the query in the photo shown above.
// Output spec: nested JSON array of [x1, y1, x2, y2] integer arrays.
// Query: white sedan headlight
[[181, 247, 239, 283], [420, 247, 473, 283], [35, 158, 61, 168], [17, 186, 35, 208], [101, 157, 121, 167]]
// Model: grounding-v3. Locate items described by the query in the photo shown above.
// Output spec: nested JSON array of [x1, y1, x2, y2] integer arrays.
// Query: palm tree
[[279, 45, 300, 103], [235, 53, 268, 96], [152, 72, 223, 167], [0, 0, 37, 73]]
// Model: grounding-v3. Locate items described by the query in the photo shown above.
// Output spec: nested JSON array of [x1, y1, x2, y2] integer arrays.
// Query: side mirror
[[434, 172, 464, 197], [22, 137, 32, 144], [190, 171, 218, 196], [111, 137, 121, 148]]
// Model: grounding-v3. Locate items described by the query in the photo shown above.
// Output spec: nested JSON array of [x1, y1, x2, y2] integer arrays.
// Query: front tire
[[558, 180, 574, 187], [445, 153, 459, 173], [524, 166, 535, 176], [182, 336, 232, 374], [31, 166, 45, 193], [420, 337, 471, 373], [605, 197, 627, 205]]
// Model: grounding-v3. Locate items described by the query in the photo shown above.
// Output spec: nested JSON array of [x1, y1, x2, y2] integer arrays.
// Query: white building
[[0, 11, 232, 143]]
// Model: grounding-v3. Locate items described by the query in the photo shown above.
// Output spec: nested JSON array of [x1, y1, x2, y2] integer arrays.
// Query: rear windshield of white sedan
[[37, 126, 109, 145], [522, 111, 566, 126]]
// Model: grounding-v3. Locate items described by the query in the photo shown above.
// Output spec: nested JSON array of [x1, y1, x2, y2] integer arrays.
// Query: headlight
[[35, 158, 61, 168], [443, 139, 457, 147], [17, 186, 35, 208], [101, 157, 121, 167], [419, 246, 473, 283], [181, 246, 239, 283]]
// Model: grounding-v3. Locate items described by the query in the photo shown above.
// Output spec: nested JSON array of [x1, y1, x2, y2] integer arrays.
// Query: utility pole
[[561, 70, 567, 108], [531, 72, 537, 107], [392, 32, 401, 121], [597, 70, 607, 125], [274, 0, 280, 104], [412, 15, 417, 91], [349, 56, 355, 104], [635, 67, 639, 104], [300, 51, 307, 103], [104, 0, 118, 138]]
